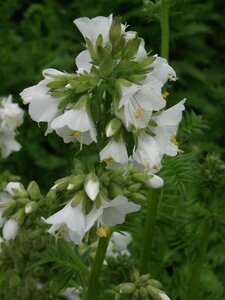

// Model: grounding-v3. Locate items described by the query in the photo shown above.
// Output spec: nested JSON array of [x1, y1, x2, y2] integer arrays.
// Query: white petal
[[148, 175, 164, 189], [84, 179, 99, 201], [76, 50, 92, 72], [3, 219, 19, 240]]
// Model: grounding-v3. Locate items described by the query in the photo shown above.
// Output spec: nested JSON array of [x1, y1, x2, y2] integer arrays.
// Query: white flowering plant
[[0, 12, 188, 300]]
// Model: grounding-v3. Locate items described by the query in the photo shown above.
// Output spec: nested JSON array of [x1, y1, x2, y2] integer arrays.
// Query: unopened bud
[[5, 182, 28, 198], [106, 118, 122, 137], [70, 174, 86, 190], [122, 37, 141, 59], [25, 201, 38, 214], [148, 175, 164, 189], [52, 176, 70, 191], [118, 283, 135, 294], [128, 183, 142, 192], [147, 286, 162, 300], [84, 173, 100, 201], [139, 287, 148, 298], [27, 181, 41, 201], [147, 279, 162, 289], [109, 183, 123, 198], [109, 17, 122, 43], [28, 228, 44, 240], [2, 219, 19, 240], [71, 190, 87, 207]]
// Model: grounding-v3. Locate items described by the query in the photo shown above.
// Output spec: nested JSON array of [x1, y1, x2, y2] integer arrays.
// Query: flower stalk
[[160, 0, 170, 60], [185, 217, 212, 300], [86, 234, 110, 300], [140, 188, 161, 274]]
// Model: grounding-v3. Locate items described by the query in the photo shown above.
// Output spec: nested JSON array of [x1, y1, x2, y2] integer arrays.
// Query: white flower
[[148, 175, 164, 189], [100, 139, 128, 167], [151, 100, 185, 157], [0, 131, 21, 158], [45, 202, 95, 245], [5, 182, 23, 195], [84, 173, 100, 201], [50, 108, 97, 145], [74, 14, 113, 46], [88, 195, 141, 227], [116, 83, 166, 130], [20, 69, 63, 133], [106, 231, 132, 258], [133, 133, 162, 174], [146, 56, 177, 85], [63, 287, 81, 300], [0, 95, 24, 131], [75, 50, 92, 73], [2, 219, 19, 240]]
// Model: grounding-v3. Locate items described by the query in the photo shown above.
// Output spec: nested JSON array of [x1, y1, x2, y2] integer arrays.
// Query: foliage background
[[0, 0, 225, 299]]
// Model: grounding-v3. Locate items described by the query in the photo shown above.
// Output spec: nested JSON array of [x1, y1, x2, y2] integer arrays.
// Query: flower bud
[[139, 287, 148, 298], [128, 183, 142, 192], [2, 219, 19, 240], [106, 118, 122, 137], [71, 190, 87, 207], [122, 36, 141, 59], [52, 176, 70, 190], [84, 173, 100, 201], [109, 183, 123, 198], [147, 286, 162, 300], [148, 175, 164, 189], [147, 279, 162, 289], [46, 189, 56, 203], [130, 192, 147, 203], [5, 182, 28, 198], [69, 174, 86, 190], [109, 17, 122, 43], [25, 201, 38, 214], [118, 283, 135, 294], [28, 228, 44, 240], [27, 181, 41, 201]]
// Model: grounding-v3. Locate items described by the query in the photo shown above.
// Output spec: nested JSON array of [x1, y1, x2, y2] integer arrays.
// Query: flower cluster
[[20, 15, 185, 186], [0, 95, 24, 158], [44, 161, 142, 245]]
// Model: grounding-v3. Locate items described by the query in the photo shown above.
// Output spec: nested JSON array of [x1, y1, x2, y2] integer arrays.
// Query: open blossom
[[116, 83, 166, 130], [106, 231, 132, 258], [20, 68, 63, 134], [100, 139, 129, 167], [51, 107, 97, 145]]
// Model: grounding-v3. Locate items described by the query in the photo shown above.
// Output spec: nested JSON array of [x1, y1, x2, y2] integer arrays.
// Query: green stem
[[160, 0, 169, 60], [140, 188, 161, 274], [185, 217, 212, 300], [86, 236, 109, 300]]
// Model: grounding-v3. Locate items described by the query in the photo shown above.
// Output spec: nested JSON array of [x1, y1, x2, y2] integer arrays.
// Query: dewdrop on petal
[[2, 219, 19, 240]]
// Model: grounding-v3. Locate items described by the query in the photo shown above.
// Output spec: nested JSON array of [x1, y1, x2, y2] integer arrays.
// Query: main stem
[[185, 217, 212, 300], [86, 236, 109, 300], [140, 189, 161, 274], [160, 0, 169, 60]]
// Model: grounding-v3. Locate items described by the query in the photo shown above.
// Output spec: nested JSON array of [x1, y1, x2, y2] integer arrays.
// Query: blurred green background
[[0, 0, 224, 188]]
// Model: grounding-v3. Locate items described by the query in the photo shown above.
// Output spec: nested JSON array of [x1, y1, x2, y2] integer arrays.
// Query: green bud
[[28, 228, 44, 240], [85, 37, 98, 60], [71, 190, 87, 207], [132, 173, 148, 184], [27, 181, 41, 201], [2, 201, 17, 217], [73, 159, 86, 173], [140, 274, 151, 283], [139, 287, 148, 298], [118, 283, 136, 294], [130, 192, 147, 203], [123, 188, 131, 197], [69, 174, 86, 191], [25, 201, 38, 214], [128, 183, 142, 192], [100, 173, 110, 185], [147, 279, 162, 289], [0, 200, 16, 208], [52, 176, 70, 191], [106, 118, 122, 137], [109, 183, 123, 198], [46, 189, 56, 203], [147, 286, 161, 300], [122, 37, 141, 59], [17, 197, 30, 205], [109, 17, 122, 43], [12, 185, 28, 198], [127, 74, 147, 84], [12, 208, 25, 226]]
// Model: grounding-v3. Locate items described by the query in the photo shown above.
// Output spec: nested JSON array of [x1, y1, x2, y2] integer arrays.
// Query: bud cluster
[[113, 273, 170, 300], [0, 95, 24, 158], [0, 181, 43, 240]]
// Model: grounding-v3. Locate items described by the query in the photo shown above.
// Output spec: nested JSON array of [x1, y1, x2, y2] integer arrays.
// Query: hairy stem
[[160, 0, 169, 59], [185, 217, 212, 300], [140, 188, 161, 274], [86, 235, 109, 300]]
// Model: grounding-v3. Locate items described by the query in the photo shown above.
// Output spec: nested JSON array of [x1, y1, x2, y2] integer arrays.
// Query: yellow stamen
[[72, 130, 81, 136], [96, 225, 110, 238], [162, 91, 169, 99], [170, 135, 178, 145], [103, 157, 114, 165], [135, 108, 146, 119]]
